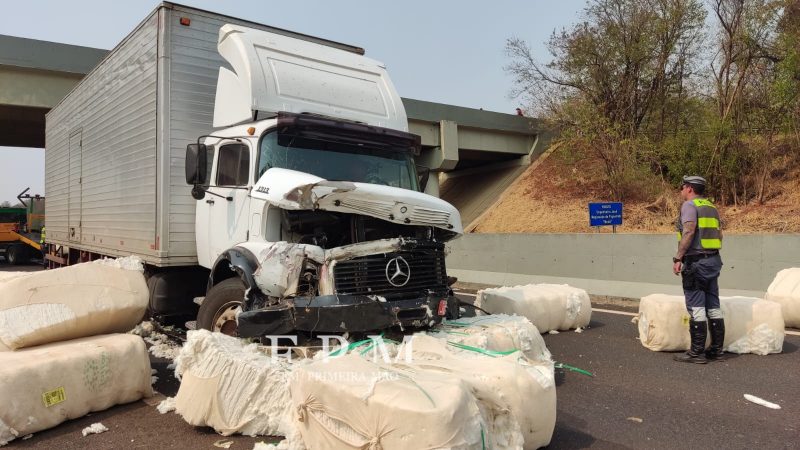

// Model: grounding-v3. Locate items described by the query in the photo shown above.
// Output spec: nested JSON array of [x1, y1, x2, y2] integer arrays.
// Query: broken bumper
[[237, 292, 459, 337]]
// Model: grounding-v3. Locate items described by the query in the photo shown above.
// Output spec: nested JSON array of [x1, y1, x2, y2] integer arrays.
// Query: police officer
[[40, 226, 47, 267], [673, 175, 725, 364]]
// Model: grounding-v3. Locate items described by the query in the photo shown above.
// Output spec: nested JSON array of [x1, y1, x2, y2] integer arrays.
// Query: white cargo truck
[[45, 2, 462, 336]]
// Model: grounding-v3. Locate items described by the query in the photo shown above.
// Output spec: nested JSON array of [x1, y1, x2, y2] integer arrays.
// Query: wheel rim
[[212, 301, 241, 336]]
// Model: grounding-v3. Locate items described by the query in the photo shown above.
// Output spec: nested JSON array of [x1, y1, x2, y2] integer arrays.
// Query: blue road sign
[[589, 202, 623, 227]]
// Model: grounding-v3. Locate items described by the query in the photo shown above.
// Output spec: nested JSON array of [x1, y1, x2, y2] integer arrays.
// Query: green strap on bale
[[441, 321, 470, 328], [380, 367, 437, 407], [329, 333, 405, 357], [329, 338, 373, 357], [447, 341, 520, 357], [442, 330, 470, 336], [359, 337, 401, 355], [444, 316, 495, 328], [448, 340, 595, 377], [555, 362, 594, 377]]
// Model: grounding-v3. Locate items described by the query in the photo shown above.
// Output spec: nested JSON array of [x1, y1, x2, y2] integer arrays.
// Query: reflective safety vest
[[676, 198, 721, 250], [40, 226, 46, 244]]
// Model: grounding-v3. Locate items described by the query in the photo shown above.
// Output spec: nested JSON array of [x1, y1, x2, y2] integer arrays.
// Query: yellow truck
[[0, 190, 44, 265]]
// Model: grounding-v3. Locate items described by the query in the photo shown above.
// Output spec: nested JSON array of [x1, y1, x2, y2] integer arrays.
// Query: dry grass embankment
[[472, 144, 800, 234]]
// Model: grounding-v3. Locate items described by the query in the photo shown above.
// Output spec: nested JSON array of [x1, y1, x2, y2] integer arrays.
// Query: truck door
[[68, 130, 82, 242], [204, 142, 252, 262]]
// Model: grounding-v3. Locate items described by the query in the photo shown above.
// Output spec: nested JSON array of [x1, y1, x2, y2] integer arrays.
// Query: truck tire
[[6, 244, 29, 265], [197, 278, 245, 336]]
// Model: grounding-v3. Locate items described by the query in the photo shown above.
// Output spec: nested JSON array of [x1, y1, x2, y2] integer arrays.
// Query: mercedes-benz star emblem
[[385, 256, 411, 287]]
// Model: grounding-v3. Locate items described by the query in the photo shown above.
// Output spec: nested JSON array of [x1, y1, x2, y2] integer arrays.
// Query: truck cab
[[185, 24, 462, 337]]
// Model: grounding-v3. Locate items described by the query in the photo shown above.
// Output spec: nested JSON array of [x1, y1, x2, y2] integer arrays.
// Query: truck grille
[[333, 242, 447, 299], [409, 207, 450, 226]]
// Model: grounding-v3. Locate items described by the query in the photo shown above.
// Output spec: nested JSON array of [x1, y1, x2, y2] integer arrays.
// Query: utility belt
[[681, 251, 720, 291], [683, 251, 718, 262]]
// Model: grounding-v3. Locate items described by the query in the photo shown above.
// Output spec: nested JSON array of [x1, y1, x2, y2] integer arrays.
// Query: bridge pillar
[[418, 119, 459, 172], [423, 172, 440, 197]]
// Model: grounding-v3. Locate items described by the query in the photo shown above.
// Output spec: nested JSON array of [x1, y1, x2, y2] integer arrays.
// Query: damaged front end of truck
[[220, 236, 458, 337], [196, 113, 463, 337]]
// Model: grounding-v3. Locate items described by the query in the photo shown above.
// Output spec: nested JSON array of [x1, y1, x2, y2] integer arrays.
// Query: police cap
[[682, 175, 706, 187]]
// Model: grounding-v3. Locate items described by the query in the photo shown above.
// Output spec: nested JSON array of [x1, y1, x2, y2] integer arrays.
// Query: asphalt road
[[542, 306, 799, 449], [3, 267, 799, 449], [0, 259, 45, 272]]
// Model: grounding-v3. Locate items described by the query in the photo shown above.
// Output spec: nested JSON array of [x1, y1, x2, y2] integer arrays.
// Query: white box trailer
[[45, 2, 364, 267]]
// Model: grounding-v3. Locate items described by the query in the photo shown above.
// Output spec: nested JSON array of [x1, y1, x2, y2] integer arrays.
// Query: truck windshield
[[257, 132, 419, 191]]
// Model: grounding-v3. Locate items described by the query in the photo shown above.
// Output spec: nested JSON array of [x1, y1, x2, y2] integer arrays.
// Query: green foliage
[[507, 0, 800, 205], [553, 97, 663, 201]]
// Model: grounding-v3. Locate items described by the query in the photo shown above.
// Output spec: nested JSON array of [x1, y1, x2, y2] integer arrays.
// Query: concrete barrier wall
[[446, 234, 800, 299]]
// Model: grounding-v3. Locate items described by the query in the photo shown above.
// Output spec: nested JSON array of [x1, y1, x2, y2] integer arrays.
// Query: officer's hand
[[673, 261, 682, 275]]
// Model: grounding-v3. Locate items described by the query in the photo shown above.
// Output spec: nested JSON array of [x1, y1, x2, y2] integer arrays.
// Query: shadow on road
[[548, 412, 634, 449], [555, 370, 566, 387], [781, 339, 798, 354], [587, 319, 606, 330]]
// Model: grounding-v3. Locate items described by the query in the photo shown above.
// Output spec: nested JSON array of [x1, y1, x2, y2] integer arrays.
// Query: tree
[[0, 201, 11, 208], [505, 0, 706, 199], [707, 0, 790, 205], [507, 0, 705, 133]]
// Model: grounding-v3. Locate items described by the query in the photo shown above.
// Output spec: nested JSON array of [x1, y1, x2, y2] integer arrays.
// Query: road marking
[[455, 294, 800, 335], [590, 309, 800, 335], [593, 307, 637, 317]]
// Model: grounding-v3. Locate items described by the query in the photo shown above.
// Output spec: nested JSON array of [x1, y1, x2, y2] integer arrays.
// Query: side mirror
[[185, 143, 208, 185], [416, 165, 431, 191]]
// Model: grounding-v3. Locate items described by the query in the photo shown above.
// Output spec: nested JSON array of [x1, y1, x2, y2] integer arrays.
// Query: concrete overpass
[[0, 35, 106, 148], [0, 34, 551, 226]]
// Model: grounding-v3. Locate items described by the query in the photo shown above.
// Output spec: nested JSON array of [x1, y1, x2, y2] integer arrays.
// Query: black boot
[[705, 318, 726, 361], [674, 320, 708, 364]]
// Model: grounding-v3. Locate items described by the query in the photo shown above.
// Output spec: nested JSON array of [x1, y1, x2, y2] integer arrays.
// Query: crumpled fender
[[233, 238, 411, 300], [208, 247, 261, 306], [235, 241, 325, 299]]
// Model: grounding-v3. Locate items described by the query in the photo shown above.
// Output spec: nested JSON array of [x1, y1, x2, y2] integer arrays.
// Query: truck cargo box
[[45, 2, 363, 266]]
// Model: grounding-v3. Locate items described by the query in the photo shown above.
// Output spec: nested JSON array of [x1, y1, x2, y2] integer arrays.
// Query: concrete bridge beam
[[417, 120, 459, 171]]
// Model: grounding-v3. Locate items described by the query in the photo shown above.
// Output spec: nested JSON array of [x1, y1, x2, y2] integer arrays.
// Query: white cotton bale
[[290, 352, 484, 450], [637, 294, 784, 355], [290, 335, 556, 450], [0, 334, 152, 446], [476, 284, 592, 333], [0, 257, 148, 349], [765, 268, 800, 328], [405, 336, 556, 449], [722, 296, 785, 355], [636, 295, 690, 351], [0, 272, 32, 282], [170, 329, 556, 449], [172, 330, 298, 438], [431, 314, 552, 362]]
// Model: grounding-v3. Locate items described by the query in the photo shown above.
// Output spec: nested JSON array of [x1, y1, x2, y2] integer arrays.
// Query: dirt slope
[[472, 145, 800, 234]]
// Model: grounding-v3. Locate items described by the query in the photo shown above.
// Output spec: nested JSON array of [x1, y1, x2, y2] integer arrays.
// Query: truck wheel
[[6, 244, 27, 265], [197, 278, 245, 336]]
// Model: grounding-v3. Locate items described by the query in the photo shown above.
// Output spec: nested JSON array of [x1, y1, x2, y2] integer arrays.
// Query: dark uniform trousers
[[681, 253, 722, 313]]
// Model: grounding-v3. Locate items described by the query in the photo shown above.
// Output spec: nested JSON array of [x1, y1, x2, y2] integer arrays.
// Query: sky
[[0, 0, 586, 204]]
